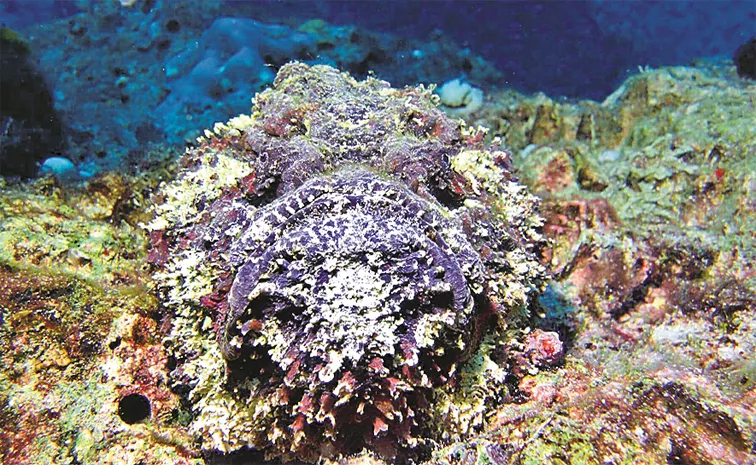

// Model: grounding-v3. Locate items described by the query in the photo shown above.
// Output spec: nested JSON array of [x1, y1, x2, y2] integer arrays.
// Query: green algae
[[0, 176, 152, 287], [0, 171, 200, 465], [430, 61, 756, 465], [507, 65, 756, 259]]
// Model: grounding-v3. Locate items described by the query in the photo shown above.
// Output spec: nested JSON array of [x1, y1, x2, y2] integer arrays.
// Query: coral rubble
[[149, 62, 546, 462]]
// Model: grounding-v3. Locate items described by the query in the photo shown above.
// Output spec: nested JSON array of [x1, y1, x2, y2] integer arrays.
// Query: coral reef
[[429, 59, 756, 464], [157, 17, 316, 137], [1, 55, 755, 465], [149, 62, 546, 462]]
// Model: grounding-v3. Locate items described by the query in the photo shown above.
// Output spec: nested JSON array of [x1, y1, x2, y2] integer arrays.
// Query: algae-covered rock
[[433, 60, 756, 465], [0, 172, 200, 465]]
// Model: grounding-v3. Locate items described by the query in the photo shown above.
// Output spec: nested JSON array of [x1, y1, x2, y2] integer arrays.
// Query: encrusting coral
[[148, 62, 547, 462], [429, 60, 756, 465]]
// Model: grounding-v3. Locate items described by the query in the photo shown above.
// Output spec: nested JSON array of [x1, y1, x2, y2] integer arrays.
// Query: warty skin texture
[[149, 62, 546, 462]]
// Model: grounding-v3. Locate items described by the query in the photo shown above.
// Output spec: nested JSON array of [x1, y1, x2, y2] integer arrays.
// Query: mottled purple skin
[[201, 167, 489, 458], [155, 63, 545, 461], [222, 169, 483, 359], [211, 62, 470, 202]]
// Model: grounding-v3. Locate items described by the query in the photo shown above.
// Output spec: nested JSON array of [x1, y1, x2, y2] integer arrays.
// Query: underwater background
[[1, 1, 755, 464]]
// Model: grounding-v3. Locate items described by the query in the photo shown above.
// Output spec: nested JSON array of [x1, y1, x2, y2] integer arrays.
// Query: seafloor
[[1, 4, 755, 465]]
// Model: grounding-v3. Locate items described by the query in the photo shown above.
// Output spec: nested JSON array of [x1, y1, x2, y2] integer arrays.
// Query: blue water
[[0, 0, 754, 178], [3, 0, 754, 98]]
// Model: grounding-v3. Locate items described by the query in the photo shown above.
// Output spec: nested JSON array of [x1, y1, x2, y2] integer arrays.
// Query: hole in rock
[[117, 393, 151, 424]]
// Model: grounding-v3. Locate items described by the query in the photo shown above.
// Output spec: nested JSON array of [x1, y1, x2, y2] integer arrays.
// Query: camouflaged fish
[[148, 62, 546, 463]]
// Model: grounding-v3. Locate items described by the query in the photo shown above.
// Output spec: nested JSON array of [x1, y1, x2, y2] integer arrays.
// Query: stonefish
[[148, 62, 546, 463]]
